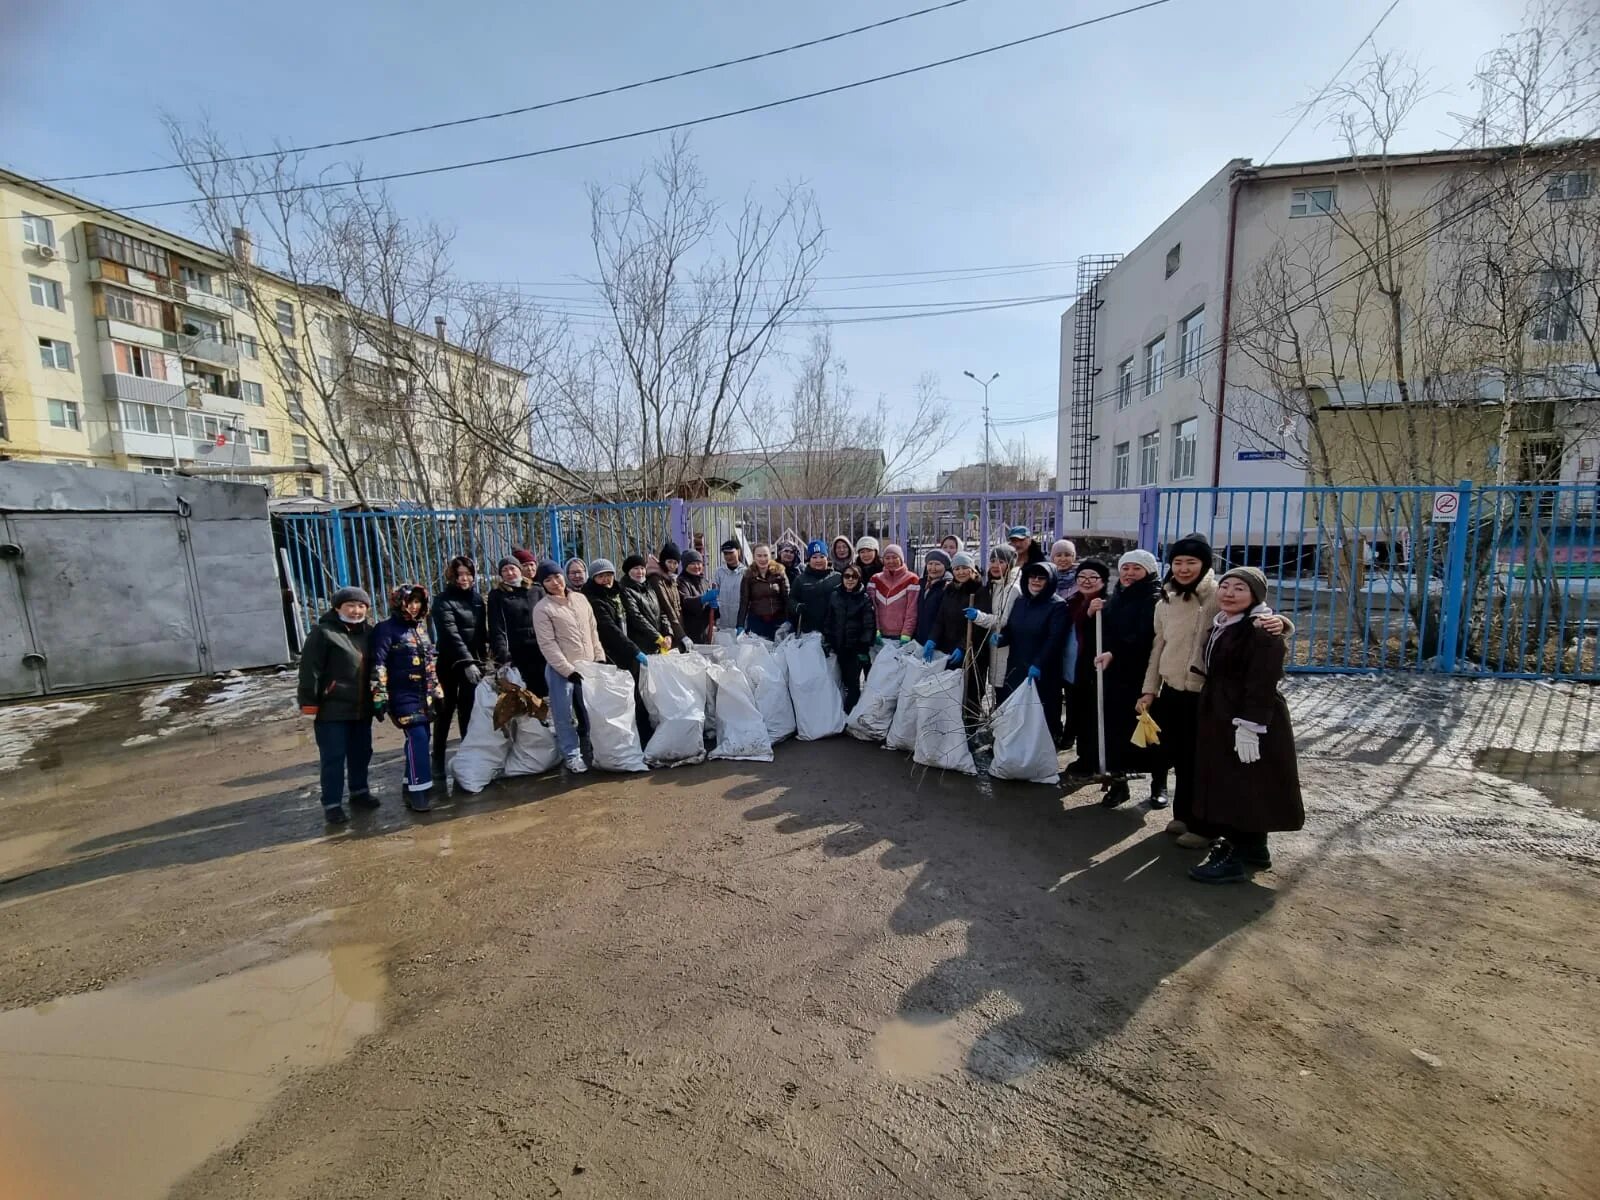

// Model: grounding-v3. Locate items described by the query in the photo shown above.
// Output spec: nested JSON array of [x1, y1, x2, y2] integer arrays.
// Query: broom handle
[[1095, 609, 1107, 774]]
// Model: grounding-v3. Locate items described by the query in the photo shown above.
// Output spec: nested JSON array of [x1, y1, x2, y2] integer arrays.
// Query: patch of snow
[[0, 701, 96, 770], [122, 733, 159, 747], [138, 682, 191, 723]]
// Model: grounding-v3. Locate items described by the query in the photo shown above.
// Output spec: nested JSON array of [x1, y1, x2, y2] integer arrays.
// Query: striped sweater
[[867, 566, 920, 638]]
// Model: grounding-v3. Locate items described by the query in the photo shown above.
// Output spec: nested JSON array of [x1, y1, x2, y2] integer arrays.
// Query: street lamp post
[[963, 370, 999, 493]]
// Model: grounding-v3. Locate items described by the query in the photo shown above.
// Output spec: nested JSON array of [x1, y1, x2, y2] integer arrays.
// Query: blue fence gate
[[275, 484, 1598, 681]]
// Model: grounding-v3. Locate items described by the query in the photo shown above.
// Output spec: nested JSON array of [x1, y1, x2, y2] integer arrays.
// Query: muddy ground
[[1, 672, 1598, 1199]]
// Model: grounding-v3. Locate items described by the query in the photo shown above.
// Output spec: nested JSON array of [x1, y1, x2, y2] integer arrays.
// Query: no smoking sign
[[1431, 491, 1460, 523]]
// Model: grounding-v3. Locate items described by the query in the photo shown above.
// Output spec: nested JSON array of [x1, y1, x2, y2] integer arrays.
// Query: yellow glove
[[1131, 710, 1162, 748], [655, 635, 672, 654]]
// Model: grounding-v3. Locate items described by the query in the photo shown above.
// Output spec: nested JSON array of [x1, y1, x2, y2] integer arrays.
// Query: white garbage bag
[[734, 634, 796, 743], [706, 663, 774, 762], [499, 667, 562, 777], [712, 629, 740, 650], [988, 679, 1060, 784], [451, 676, 511, 793], [884, 653, 948, 752], [911, 668, 977, 775], [691, 644, 732, 665], [583, 662, 648, 772], [778, 632, 845, 741], [640, 653, 710, 767], [846, 642, 910, 742]]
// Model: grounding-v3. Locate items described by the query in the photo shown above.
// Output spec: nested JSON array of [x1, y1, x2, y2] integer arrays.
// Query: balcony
[[170, 332, 240, 369], [182, 288, 234, 318], [109, 410, 256, 467], [96, 317, 167, 351], [102, 373, 186, 408], [110, 424, 184, 461]]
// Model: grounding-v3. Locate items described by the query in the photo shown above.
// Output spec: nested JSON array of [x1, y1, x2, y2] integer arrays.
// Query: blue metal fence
[[276, 483, 1598, 680]]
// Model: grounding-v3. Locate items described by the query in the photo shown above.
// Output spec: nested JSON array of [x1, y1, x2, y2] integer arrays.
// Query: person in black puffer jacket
[[583, 558, 654, 742], [931, 552, 990, 724], [430, 555, 487, 771], [998, 561, 1070, 743], [820, 563, 876, 713], [914, 548, 952, 649], [296, 586, 377, 825], [677, 551, 715, 643], [789, 540, 840, 635], [620, 554, 673, 657], [487, 557, 547, 698], [1090, 550, 1163, 807]]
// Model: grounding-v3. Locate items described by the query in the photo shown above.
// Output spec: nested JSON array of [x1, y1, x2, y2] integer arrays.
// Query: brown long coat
[[1189, 618, 1305, 834]]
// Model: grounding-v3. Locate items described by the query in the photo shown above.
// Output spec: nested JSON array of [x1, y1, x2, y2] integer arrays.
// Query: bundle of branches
[[492, 673, 550, 731]]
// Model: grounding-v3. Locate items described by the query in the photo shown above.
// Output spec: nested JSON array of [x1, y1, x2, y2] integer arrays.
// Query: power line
[[39, 0, 980, 184], [8, 0, 1178, 222], [1258, 0, 1403, 166], [461, 260, 1079, 293]]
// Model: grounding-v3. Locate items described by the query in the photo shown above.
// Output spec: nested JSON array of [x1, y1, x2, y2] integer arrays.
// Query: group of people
[[296, 523, 1303, 884]]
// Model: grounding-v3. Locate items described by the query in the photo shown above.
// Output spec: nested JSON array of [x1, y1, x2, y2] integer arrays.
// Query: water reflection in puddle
[[0, 941, 386, 1200], [874, 1013, 965, 1079]]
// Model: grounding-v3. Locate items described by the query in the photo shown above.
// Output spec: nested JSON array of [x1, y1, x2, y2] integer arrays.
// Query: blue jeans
[[545, 664, 589, 757], [314, 719, 372, 810], [746, 613, 782, 639]]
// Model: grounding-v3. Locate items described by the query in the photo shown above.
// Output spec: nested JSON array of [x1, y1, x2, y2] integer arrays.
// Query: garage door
[[0, 520, 42, 699], [13, 513, 204, 692]]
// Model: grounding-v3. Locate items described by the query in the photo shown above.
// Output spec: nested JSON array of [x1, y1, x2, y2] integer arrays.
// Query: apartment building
[[1058, 143, 1600, 536], [0, 169, 524, 505]]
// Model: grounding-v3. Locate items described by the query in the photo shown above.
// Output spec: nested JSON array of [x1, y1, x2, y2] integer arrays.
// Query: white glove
[[1234, 725, 1261, 765], [681, 636, 694, 652]]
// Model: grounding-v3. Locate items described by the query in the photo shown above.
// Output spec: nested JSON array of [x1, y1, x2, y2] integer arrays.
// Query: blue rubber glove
[[735, 626, 745, 636], [703, 588, 719, 606], [962, 607, 980, 621], [949, 648, 964, 667], [1027, 665, 1041, 681], [635, 652, 648, 665], [922, 640, 936, 663], [990, 632, 1002, 647]]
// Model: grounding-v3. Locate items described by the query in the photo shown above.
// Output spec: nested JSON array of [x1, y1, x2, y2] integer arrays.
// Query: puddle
[[1474, 748, 1600, 819], [873, 1014, 965, 1079], [0, 941, 387, 1200]]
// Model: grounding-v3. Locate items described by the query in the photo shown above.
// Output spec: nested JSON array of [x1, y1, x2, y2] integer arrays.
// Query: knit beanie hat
[[719, 539, 740, 554], [1220, 565, 1269, 604], [659, 541, 682, 564], [621, 553, 647, 574], [989, 544, 1018, 567], [534, 560, 564, 586], [925, 549, 952, 571], [1167, 533, 1214, 567], [1119, 549, 1160, 577], [1051, 539, 1077, 557], [565, 558, 586, 573], [512, 548, 537, 565], [497, 557, 522, 574], [588, 558, 617, 578], [682, 549, 703, 566], [951, 551, 976, 571], [807, 539, 828, 559], [855, 535, 880, 553], [331, 586, 372, 608], [883, 544, 907, 564], [1076, 559, 1111, 585]]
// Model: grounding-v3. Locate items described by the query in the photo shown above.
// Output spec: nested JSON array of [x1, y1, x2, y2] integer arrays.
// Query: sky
[[2, 0, 1527, 483]]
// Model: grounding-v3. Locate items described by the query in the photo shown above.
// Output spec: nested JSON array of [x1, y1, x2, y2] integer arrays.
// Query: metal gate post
[[668, 499, 689, 555], [330, 507, 351, 584], [1137, 487, 1161, 550], [1054, 493, 1067, 543], [547, 508, 563, 564], [892, 497, 908, 550], [1434, 479, 1474, 673]]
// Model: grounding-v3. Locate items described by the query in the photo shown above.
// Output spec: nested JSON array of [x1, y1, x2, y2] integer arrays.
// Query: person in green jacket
[[297, 586, 378, 826]]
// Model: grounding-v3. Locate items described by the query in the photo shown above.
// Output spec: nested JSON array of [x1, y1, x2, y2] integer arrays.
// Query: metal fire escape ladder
[[1067, 253, 1121, 521]]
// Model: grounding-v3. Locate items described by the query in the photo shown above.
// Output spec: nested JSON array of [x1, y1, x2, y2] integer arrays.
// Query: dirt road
[[2, 673, 1597, 1199]]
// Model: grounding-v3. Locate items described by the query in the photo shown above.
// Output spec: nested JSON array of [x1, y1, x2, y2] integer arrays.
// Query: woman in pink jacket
[[867, 544, 920, 642]]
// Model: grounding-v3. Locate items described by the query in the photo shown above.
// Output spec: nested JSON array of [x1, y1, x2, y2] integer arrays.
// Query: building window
[[297, 475, 315, 498], [1532, 269, 1577, 342], [1165, 243, 1181, 278], [22, 213, 56, 250], [291, 433, 310, 462], [187, 412, 233, 442], [1116, 358, 1133, 410], [279, 349, 301, 383], [286, 391, 305, 422], [1138, 430, 1161, 485], [120, 401, 165, 435], [237, 333, 259, 359], [39, 338, 72, 370], [1290, 187, 1337, 218], [87, 226, 168, 276], [48, 399, 82, 431], [240, 380, 264, 406], [141, 463, 175, 477], [180, 311, 222, 342], [275, 299, 296, 335], [104, 286, 163, 328], [1546, 171, 1592, 202], [1179, 308, 1206, 376], [29, 275, 63, 310], [248, 427, 270, 452], [318, 354, 337, 380], [114, 341, 168, 379], [1171, 417, 1198, 480], [1143, 336, 1165, 397], [1113, 441, 1131, 488], [187, 366, 225, 395], [178, 265, 214, 294], [231, 281, 249, 308]]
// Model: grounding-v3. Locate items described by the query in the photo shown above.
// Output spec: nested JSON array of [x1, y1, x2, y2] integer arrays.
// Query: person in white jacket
[[969, 544, 1022, 702], [531, 560, 604, 774]]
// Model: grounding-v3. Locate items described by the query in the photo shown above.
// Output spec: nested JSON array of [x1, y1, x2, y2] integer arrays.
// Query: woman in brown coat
[[1187, 566, 1304, 884]]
